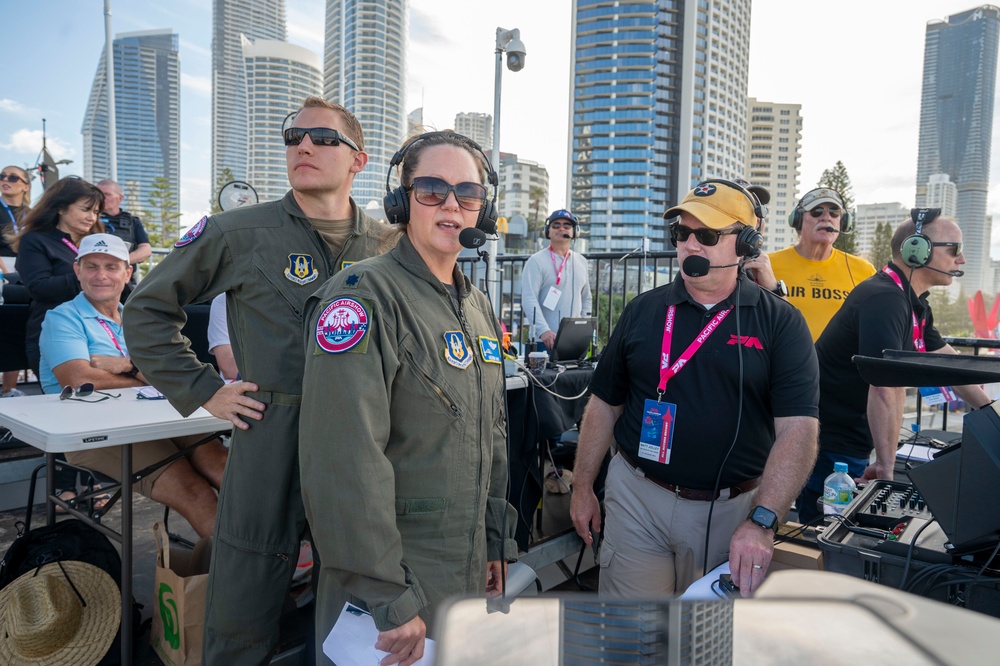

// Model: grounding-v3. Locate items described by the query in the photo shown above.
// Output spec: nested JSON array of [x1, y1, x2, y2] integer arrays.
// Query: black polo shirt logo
[[728, 335, 763, 349]]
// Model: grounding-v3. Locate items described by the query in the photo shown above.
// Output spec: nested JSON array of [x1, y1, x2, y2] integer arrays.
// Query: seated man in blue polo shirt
[[39, 234, 227, 537]]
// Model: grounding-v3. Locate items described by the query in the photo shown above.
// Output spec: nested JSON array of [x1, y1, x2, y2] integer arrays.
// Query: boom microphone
[[682, 255, 741, 277], [459, 227, 487, 249], [923, 265, 964, 278], [821, 227, 840, 233]]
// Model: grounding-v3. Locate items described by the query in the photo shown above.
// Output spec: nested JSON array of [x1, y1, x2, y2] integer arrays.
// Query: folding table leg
[[121, 443, 133, 664]]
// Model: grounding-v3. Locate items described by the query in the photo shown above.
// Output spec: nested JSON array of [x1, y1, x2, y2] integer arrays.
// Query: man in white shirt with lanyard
[[521, 209, 592, 350]]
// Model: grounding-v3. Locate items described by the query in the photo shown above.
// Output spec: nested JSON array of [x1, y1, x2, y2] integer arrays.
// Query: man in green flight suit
[[123, 96, 389, 663]]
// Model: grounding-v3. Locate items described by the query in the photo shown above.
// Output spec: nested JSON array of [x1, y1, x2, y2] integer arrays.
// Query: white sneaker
[[1, 388, 25, 398]]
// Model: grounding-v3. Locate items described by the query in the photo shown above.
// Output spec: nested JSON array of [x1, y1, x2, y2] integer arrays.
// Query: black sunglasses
[[0, 173, 25, 184], [671, 224, 740, 246], [60, 383, 121, 403], [283, 127, 360, 151], [931, 241, 963, 257], [410, 176, 487, 212], [808, 206, 842, 218]]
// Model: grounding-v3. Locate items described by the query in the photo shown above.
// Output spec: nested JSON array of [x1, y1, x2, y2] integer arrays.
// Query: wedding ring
[[752, 564, 762, 569]]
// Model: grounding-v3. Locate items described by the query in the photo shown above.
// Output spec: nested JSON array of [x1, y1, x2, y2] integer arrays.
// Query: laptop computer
[[551, 317, 596, 364]]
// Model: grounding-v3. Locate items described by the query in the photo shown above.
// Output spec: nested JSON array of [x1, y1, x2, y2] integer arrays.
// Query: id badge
[[637, 399, 676, 464], [542, 286, 562, 310]]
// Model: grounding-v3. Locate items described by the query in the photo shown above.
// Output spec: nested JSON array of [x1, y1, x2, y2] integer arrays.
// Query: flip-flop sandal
[[53, 488, 76, 514]]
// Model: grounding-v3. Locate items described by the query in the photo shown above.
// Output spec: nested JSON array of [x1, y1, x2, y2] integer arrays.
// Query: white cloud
[[0, 99, 33, 116], [3, 129, 76, 161], [181, 73, 211, 97], [287, 0, 325, 52]]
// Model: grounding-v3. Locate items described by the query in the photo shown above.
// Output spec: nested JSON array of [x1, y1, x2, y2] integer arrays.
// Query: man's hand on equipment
[[729, 520, 774, 597], [540, 330, 557, 349], [203, 380, 264, 430]]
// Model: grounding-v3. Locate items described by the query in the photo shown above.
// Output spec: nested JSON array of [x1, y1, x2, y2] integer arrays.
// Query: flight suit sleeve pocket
[[395, 497, 447, 515]]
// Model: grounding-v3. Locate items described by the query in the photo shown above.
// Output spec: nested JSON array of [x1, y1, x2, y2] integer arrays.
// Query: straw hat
[[0, 561, 121, 666]]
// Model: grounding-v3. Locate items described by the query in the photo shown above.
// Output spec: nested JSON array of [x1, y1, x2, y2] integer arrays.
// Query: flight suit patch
[[341, 260, 356, 271], [285, 254, 319, 285], [315, 297, 370, 354], [443, 331, 472, 369], [175, 216, 207, 248], [477, 336, 503, 364], [345, 274, 361, 287]]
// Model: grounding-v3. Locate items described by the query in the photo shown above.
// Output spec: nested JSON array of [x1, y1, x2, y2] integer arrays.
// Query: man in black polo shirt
[[798, 211, 991, 524], [571, 181, 819, 598], [96, 179, 152, 291]]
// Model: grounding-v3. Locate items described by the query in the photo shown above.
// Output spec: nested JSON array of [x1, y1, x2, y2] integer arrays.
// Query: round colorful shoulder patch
[[175, 216, 208, 248], [315, 298, 369, 353]]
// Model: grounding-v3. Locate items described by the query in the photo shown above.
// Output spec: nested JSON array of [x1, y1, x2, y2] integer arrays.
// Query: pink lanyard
[[548, 248, 570, 286], [657, 304, 732, 397], [60, 237, 79, 254], [882, 266, 926, 352], [96, 318, 127, 357]]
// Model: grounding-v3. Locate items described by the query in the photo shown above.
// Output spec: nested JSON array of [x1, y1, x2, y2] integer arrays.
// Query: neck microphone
[[922, 265, 964, 278], [682, 256, 741, 277], [821, 227, 840, 234], [561, 234, 572, 239], [459, 227, 487, 249]]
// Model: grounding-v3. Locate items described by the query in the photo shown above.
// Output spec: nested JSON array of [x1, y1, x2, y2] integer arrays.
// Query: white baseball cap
[[76, 233, 130, 263]]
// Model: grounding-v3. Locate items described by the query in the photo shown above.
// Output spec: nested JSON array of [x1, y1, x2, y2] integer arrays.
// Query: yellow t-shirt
[[769, 246, 877, 341]]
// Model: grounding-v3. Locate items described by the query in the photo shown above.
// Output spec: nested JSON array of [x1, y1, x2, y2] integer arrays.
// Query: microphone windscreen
[[953, 270, 965, 277], [683, 255, 711, 277], [459, 227, 487, 249]]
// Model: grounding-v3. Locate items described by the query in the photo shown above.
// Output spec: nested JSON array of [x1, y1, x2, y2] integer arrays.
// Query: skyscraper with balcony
[[323, 0, 407, 209], [454, 112, 493, 152], [569, 0, 752, 252], [745, 99, 802, 253], [212, 0, 286, 185], [916, 5, 1000, 293], [82, 29, 180, 219], [242, 36, 322, 203]]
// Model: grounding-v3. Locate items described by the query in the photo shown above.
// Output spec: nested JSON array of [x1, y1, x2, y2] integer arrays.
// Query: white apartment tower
[[745, 98, 802, 252], [454, 112, 493, 152], [925, 173, 958, 218], [241, 37, 322, 203], [854, 202, 908, 264], [498, 152, 550, 223]]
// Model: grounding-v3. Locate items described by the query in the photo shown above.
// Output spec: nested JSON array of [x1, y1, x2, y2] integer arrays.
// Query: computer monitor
[[551, 317, 596, 363]]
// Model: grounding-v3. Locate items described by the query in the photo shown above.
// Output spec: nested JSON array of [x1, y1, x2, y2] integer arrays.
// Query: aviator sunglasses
[[60, 383, 121, 403], [410, 176, 488, 212], [283, 127, 360, 151], [0, 173, 26, 184], [671, 224, 740, 246], [808, 206, 842, 218]]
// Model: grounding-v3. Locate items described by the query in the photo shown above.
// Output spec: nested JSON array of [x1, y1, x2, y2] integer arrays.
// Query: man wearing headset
[[520, 209, 592, 350], [570, 181, 819, 598], [749, 188, 876, 341], [124, 96, 388, 662], [797, 211, 991, 524]]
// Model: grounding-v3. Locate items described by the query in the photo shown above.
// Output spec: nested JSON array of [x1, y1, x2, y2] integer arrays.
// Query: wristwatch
[[748, 505, 778, 531], [123, 361, 140, 378], [772, 280, 788, 297]]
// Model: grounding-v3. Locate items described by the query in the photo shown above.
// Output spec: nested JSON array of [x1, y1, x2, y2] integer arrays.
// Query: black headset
[[788, 188, 854, 233], [383, 131, 500, 234], [900, 207, 942, 268], [544, 209, 579, 239], [667, 179, 763, 258]]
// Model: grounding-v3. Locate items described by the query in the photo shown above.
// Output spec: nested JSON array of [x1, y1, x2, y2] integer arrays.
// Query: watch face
[[751, 505, 777, 530]]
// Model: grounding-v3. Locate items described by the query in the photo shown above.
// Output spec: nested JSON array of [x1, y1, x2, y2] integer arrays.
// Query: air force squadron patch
[[477, 336, 503, 364], [175, 216, 207, 247], [285, 254, 319, 285], [315, 298, 369, 354], [443, 331, 473, 369]]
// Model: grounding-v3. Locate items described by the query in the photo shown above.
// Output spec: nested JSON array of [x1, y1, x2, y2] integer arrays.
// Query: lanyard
[[548, 248, 570, 286], [882, 266, 926, 352], [657, 304, 732, 397], [96, 318, 127, 357], [0, 200, 17, 232], [60, 237, 79, 254]]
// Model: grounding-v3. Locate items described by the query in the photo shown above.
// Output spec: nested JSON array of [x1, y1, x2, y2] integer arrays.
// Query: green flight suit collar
[[280, 190, 367, 237], [390, 233, 472, 301]]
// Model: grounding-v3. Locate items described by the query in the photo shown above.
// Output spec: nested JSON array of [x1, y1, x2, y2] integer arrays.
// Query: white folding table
[[0, 392, 230, 664]]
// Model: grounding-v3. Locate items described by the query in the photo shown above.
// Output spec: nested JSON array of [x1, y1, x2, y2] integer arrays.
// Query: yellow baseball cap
[[663, 182, 756, 229]]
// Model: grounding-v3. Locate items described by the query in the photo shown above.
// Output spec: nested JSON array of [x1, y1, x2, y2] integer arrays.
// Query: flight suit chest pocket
[[250, 254, 318, 320]]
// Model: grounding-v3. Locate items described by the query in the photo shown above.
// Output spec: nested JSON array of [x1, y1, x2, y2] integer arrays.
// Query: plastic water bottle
[[822, 462, 857, 515]]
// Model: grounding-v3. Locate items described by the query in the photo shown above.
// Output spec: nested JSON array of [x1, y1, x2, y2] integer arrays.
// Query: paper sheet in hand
[[323, 602, 435, 665]]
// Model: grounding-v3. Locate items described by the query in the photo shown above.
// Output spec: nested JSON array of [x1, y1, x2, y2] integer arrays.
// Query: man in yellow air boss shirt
[[749, 188, 875, 341]]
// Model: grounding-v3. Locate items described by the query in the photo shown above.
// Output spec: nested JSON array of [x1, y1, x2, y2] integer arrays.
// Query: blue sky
[[1, 1, 994, 253]]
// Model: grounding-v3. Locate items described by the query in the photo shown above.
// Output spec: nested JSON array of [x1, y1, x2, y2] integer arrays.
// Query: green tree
[[817, 161, 858, 255], [528, 185, 547, 244], [210, 167, 236, 214], [143, 176, 182, 248], [927, 287, 974, 338], [868, 221, 893, 269]]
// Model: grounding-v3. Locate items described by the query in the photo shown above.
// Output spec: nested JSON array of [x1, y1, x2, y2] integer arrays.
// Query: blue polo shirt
[[39, 292, 127, 394]]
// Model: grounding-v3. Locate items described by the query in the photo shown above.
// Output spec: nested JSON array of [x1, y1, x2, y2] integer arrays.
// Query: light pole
[[489, 27, 526, 315]]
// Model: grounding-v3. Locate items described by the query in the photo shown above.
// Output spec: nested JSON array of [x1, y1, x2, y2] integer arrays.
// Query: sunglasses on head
[[60, 383, 121, 403], [0, 173, 25, 184], [932, 241, 963, 257], [409, 176, 487, 212], [808, 206, 842, 218], [283, 127, 360, 151], [671, 224, 740, 246]]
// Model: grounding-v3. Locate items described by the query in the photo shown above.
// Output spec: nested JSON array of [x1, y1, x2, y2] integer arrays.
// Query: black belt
[[617, 449, 760, 501]]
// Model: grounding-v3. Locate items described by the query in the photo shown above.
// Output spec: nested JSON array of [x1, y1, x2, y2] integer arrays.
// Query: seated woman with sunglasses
[[300, 131, 517, 666], [39, 234, 228, 537]]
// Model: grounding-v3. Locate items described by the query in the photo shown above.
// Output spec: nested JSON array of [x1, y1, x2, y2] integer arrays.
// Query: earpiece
[[383, 131, 500, 234], [900, 208, 942, 268], [788, 188, 854, 233]]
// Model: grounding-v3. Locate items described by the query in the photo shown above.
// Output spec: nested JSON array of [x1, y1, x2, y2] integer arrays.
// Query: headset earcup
[[736, 225, 762, 258], [383, 186, 409, 225], [544, 221, 550, 239], [788, 209, 801, 230], [668, 225, 679, 248], [476, 199, 498, 235], [901, 234, 932, 268], [841, 210, 853, 233]]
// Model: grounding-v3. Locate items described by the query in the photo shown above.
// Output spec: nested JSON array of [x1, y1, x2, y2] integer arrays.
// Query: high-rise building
[[212, 0, 286, 185], [499, 151, 549, 221], [854, 202, 908, 264], [323, 0, 407, 210], [569, 0, 752, 252], [454, 112, 493, 152], [407, 107, 424, 135], [241, 36, 321, 203], [925, 173, 959, 218], [82, 29, 180, 220], [745, 98, 802, 252], [916, 5, 1000, 293]]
